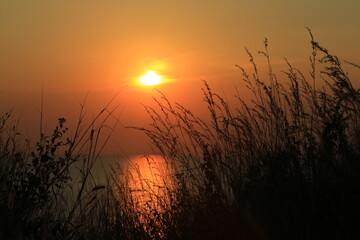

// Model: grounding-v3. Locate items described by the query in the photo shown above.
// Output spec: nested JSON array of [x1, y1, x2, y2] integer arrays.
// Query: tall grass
[[127, 30, 360, 239], [1, 31, 359, 239]]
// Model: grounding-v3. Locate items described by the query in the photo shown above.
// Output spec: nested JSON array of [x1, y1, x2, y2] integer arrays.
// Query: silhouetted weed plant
[[0, 95, 120, 239]]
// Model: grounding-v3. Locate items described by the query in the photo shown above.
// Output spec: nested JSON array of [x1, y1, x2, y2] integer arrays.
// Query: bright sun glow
[[139, 71, 162, 86]]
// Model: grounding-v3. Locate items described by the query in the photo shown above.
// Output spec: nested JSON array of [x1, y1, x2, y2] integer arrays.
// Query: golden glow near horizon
[[139, 71, 163, 86], [0, 0, 359, 155]]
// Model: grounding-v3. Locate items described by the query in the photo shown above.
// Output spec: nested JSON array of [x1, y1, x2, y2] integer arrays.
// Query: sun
[[139, 71, 162, 86]]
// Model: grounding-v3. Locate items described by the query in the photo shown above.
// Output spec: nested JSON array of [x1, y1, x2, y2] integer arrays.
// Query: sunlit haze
[[0, 0, 359, 155]]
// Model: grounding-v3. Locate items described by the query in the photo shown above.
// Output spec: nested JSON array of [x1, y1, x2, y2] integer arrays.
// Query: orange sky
[[0, 1, 359, 155]]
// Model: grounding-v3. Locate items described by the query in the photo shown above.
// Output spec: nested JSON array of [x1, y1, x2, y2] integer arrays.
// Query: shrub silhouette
[[0, 96, 120, 239]]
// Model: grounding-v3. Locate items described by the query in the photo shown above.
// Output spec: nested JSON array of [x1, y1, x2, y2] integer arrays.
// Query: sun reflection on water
[[124, 155, 176, 237]]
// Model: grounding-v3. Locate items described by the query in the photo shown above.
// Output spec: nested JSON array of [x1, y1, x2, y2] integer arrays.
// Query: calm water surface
[[91, 155, 175, 208]]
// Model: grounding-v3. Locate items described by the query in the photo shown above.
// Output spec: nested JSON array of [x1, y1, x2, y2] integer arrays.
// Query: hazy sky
[[0, 1, 359, 155]]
